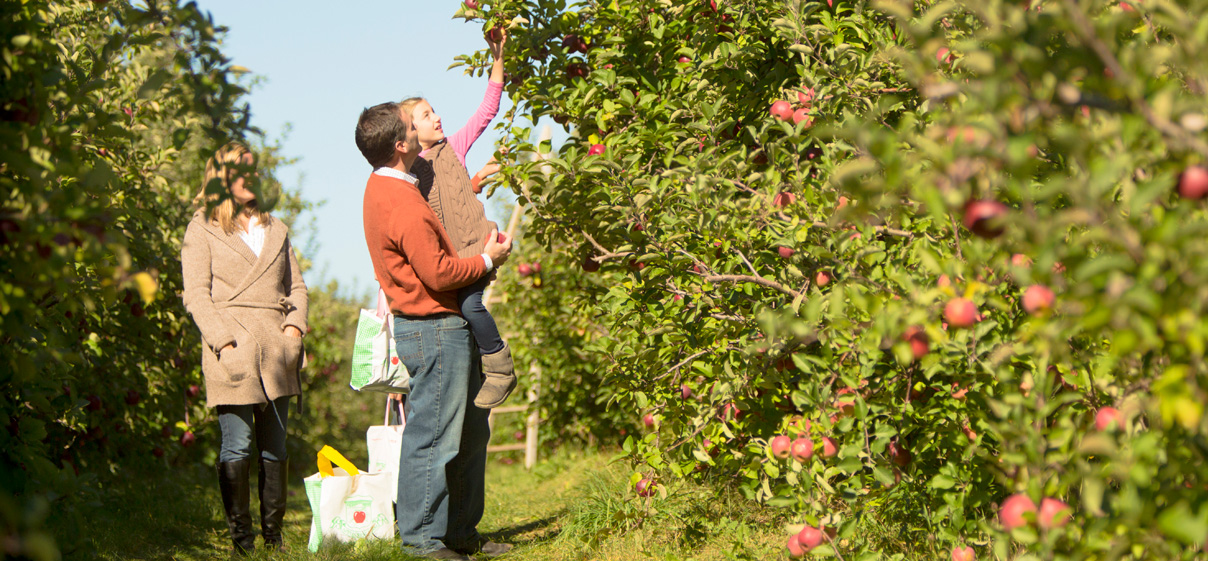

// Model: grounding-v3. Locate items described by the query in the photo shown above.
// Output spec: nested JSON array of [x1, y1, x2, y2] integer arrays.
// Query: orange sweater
[[363, 173, 487, 316]]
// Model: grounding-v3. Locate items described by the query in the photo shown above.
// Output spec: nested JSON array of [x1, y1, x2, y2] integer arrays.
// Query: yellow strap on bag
[[316, 445, 360, 478]]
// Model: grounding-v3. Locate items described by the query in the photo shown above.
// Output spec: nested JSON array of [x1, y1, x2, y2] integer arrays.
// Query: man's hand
[[284, 326, 303, 338], [484, 229, 512, 268]]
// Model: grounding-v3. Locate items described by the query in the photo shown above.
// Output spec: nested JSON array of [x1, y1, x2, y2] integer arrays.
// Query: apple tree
[[460, 0, 1208, 558]]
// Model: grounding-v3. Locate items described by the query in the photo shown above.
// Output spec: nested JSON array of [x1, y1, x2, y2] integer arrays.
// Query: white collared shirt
[[373, 167, 418, 184], [238, 215, 267, 257]]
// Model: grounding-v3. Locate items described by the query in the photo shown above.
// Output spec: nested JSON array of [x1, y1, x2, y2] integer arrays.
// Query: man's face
[[397, 108, 421, 156], [409, 100, 444, 149]]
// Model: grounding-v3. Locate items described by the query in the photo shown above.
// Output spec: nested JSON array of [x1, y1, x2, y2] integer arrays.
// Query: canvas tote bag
[[303, 445, 395, 551], [349, 288, 410, 393], [366, 395, 406, 501]]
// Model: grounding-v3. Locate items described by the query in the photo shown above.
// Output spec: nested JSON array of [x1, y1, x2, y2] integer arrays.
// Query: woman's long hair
[[193, 142, 269, 234]]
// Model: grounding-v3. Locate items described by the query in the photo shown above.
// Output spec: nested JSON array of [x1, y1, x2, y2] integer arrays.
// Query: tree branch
[[704, 274, 802, 298]]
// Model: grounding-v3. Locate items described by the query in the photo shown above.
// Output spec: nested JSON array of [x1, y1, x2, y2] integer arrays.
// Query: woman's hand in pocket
[[284, 326, 303, 338]]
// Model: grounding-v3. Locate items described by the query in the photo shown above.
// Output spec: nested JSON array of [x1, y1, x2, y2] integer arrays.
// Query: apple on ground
[[770, 435, 792, 459], [944, 298, 979, 328], [999, 493, 1037, 530], [769, 100, 793, 121]]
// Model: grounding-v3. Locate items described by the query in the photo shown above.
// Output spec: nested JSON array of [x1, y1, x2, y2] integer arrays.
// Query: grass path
[[76, 448, 788, 561]]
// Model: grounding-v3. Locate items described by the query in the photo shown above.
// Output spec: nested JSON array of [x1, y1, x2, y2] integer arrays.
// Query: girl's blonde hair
[[194, 142, 269, 234], [398, 97, 426, 120]]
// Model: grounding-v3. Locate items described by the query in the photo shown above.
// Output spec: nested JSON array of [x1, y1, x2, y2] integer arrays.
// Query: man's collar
[[373, 167, 418, 184]]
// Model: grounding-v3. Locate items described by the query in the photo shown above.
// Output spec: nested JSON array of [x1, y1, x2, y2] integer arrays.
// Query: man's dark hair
[[355, 102, 405, 168]]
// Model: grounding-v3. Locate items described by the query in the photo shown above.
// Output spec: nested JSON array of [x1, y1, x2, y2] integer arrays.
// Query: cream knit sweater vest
[[418, 142, 497, 259]]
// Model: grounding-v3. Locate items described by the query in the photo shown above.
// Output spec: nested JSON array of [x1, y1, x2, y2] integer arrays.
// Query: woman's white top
[[238, 215, 267, 257]]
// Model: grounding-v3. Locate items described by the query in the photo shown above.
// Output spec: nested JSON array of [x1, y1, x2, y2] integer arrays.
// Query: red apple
[[797, 88, 815, 105], [944, 298, 979, 328], [514, 430, 525, 441], [1119, 1, 1134, 11], [1038, 497, 1071, 529], [517, 263, 533, 277], [680, 385, 693, 400], [778, 246, 794, 259], [820, 437, 838, 458], [464, 0, 478, 8], [1094, 406, 1123, 431], [951, 544, 975, 561], [582, 256, 600, 272], [486, 26, 504, 43], [1022, 285, 1055, 315], [1178, 165, 1208, 200], [769, 100, 794, 121], [787, 534, 807, 558], [677, 56, 691, 63], [152, 447, 165, 458], [496, 232, 507, 243], [937, 274, 952, 289], [180, 431, 196, 447], [643, 413, 655, 428], [86, 395, 102, 411], [888, 440, 912, 467], [797, 525, 824, 550], [772, 192, 796, 207], [567, 62, 589, 79], [588, 143, 605, 156], [903, 326, 929, 360], [531, 262, 541, 273], [814, 270, 831, 287], [790, 438, 814, 461], [962, 200, 1009, 238], [124, 390, 141, 406], [1011, 253, 1033, 268], [792, 108, 812, 127], [936, 47, 953, 64], [636, 477, 655, 497], [999, 493, 1037, 530], [770, 435, 792, 459]]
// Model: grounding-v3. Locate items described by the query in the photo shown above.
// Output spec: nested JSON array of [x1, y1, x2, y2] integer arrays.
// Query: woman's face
[[228, 152, 257, 206], [410, 100, 445, 149]]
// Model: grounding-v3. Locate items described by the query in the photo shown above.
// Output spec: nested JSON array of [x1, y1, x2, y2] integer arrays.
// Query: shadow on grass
[[486, 511, 564, 545]]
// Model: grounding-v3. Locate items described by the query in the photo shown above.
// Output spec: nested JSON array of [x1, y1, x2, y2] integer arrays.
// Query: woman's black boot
[[258, 458, 288, 551], [217, 460, 256, 556]]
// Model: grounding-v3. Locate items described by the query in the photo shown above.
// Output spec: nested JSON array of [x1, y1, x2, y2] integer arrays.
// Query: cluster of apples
[[769, 88, 816, 127], [786, 523, 837, 557]]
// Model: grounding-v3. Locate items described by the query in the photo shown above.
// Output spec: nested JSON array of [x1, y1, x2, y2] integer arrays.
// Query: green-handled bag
[[349, 288, 409, 393]]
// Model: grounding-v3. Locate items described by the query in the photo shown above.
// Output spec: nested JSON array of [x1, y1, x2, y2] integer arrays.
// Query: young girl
[[181, 142, 308, 555], [401, 31, 514, 408]]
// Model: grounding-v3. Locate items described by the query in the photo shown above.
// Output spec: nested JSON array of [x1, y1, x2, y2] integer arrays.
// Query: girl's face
[[410, 100, 445, 149], [228, 152, 257, 206]]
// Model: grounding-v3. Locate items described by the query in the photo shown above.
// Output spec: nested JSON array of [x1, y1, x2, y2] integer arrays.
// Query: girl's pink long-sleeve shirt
[[420, 80, 504, 167]]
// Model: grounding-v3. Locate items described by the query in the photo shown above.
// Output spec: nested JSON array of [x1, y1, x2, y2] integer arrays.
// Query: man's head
[[399, 97, 444, 150], [355, 102, 419, 169]]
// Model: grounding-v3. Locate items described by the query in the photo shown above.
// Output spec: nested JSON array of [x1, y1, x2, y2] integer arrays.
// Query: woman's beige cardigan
[[181, 209, 308, 408]]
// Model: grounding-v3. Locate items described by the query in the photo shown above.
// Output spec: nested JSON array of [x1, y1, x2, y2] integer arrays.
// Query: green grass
[[63, 448, 799, 561]]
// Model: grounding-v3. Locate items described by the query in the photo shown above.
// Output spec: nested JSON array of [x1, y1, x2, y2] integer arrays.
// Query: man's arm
[[395, 209, 487, 292]]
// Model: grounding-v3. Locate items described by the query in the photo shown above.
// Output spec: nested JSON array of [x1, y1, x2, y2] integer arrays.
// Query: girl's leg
[[458, 276, 504, 355]]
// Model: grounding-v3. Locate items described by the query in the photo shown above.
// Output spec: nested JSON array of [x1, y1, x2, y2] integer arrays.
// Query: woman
[[181, 142, 308, 555]]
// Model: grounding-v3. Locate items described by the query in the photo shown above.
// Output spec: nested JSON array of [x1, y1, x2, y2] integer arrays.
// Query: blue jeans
[[216, 397, 290, 463], [393, 314, 490, 554], [458, 276, 504, 355]]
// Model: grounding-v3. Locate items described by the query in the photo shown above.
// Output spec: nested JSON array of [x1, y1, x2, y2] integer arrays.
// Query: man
[[356, 101, 513, 560]]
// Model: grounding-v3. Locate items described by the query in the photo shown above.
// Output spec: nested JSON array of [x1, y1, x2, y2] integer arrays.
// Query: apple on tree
[[769, 100, 793, 121], [1178, 165, 1208, 200], [951, 544, 975, 561], [790, 437, 814, 461], [944, 298, 979, 328], [769, 435, 792, 459], [1038, 498, 1071, 529], [999, 493, 1037, 530]]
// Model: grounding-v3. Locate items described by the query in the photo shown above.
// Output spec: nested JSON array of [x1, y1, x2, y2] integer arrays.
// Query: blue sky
[[195, 1, 535, 303]]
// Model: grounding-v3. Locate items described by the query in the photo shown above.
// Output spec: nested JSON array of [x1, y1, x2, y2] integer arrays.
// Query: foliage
[[459, 0, 1208, 558], [0, 2, 362, 559]]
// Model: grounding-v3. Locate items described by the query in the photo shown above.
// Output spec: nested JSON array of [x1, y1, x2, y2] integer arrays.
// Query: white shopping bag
[[349, 288, 410, 393], [367, 395, 406, 501], [303, 445, 396, 552]]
